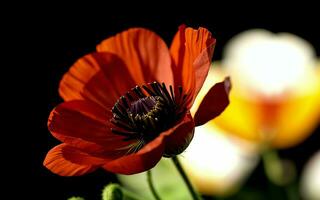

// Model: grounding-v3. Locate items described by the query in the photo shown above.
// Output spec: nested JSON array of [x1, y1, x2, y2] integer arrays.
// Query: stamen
[[112, 105, 125, 119], [176, 87, 187, 105], [110, 118, 133, 131], [169, 85, 175, 102], [126, 92, 134, 101], [128, 113, 137, 129], [116, 101, 127, 114], [111, 128, 137, 137], [178, 86, 183, 95], [142, 85, 156, 96], [126, 140, 145, 154], [130, 96, 158, 115], [150, 82, 161, 96], [120, 96, 129, 108], [148, 116, 157, 130], [110, 82, 189, 153], [132, 86, 146, 98], [112, 102, 130, 122], [161, 82, 174, 105]]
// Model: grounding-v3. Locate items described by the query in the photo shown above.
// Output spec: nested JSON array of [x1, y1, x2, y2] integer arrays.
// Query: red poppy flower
[[44, 25, 231, 176]]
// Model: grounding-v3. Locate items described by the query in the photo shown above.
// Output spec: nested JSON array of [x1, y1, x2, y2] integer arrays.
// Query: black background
[[13, 6, 320, 200]]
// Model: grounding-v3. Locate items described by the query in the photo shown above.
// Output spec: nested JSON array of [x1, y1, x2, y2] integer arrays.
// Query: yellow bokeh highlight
[[212, 64, 320, 148]]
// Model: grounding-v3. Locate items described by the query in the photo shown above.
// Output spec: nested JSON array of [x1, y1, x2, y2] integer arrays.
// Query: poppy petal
[[194, 77, 231, 126], [96, 28, 173, 86], [59, 53, 100, 101], [163, 113, 195, 157], [43, 144, 99, 176], [48, 100, 130, 154], [59, 52, 136, 109], [170, 25, 216, 107], [102, 135, 166, 175]]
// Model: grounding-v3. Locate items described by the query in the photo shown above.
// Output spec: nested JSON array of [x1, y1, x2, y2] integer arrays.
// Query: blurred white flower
[[223, 29, 317, 97], [181, 124, 259, 196], [301, 150, 320, 200]]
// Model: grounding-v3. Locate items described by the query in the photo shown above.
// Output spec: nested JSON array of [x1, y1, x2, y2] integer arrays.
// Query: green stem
[[262, 148, 297, 200], [285, 183, 299, 200], [262, 148, 283, 185], [147, 170, 161, 200], [172, 156, 201, 200]]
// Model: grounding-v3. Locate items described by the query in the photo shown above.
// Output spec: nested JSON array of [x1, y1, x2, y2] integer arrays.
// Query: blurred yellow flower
[[197, 29, 320, 148]]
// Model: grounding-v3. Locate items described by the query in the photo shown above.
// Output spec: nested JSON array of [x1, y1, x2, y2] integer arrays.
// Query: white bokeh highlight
[[301, 150, 320, 200], [181, 125, 259, 195], [223, 29, 316, 97]]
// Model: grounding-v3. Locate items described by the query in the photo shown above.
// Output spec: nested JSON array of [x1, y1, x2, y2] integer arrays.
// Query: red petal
[[59, 53, 99, 102], [43, 144, 99, 176], [59, 52, 137, 109], [170, 26, 216, 108], [163, 113, 195, 156], [102, 135, 166, 175], [97, 28, 173, 86], [194, 77, 231, 126], [102, 113, 195, 174], [48, 100, 131, 154]]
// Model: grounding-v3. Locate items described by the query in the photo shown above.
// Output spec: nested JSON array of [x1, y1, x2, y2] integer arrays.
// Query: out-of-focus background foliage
[[20, 5, 320, 200]]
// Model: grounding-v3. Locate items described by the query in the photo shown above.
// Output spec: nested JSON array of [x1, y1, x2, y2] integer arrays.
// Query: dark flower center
[[129, 96, 160, 116], [110, 82, 188, 153]]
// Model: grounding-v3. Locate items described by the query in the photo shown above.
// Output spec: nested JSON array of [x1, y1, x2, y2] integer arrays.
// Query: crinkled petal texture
[[59, 52, 138, 109], [45, 26, 229, 176], [47, 100, 130, 154], [170, 25, 216, 108], [45, 100, 194, 175], [103, 113, 194, 175], [60, 28, 173, 107], [96, 28, 173, 86], [44, 100, 127, 176], [44, 144, 101, 176]]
